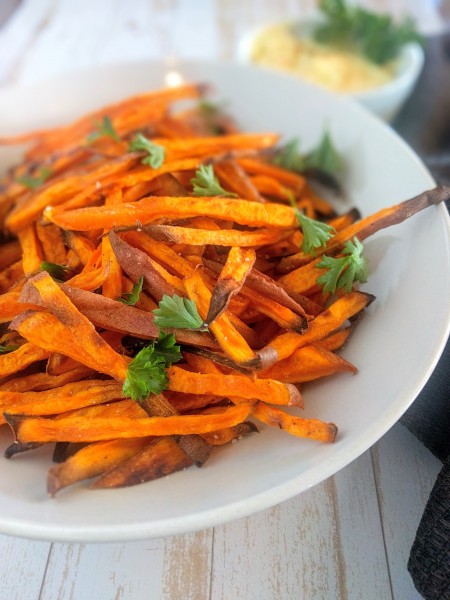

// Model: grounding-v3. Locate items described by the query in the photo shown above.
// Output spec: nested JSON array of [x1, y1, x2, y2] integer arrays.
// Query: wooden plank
[[0, 534, 50, 600], [371, 423, 442, 600], [38, 529, 213, 600], [211, 450, 391, 600]]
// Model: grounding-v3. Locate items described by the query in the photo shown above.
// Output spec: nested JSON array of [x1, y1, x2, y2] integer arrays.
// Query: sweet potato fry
[[35, 222, 67, 265], [11, 279, 129, 381], [44, 196, 297, 231], [0, 380, 123, 424], [17, 224, 43, 276], [252, 402, 337, 443], [7, 403, 254, 443], [0, 366, 93, 392], [200, 421, 258, 445], [0, 240, 21, 270], [47, 437, 153, 495], [205, 247, 255, 325], [214, 158, 264, 202], [90, 436, 193, 489], [109, 231, 180, 301], [167, 366, 303, 407], [184, 268, 259, 366], [260, 344, 357, 383], [0, 343, 49, 379], [257, 291, 374, 368]]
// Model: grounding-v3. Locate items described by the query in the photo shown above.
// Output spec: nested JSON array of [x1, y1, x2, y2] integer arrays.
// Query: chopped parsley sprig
[[191, 164, 237, 197], [118, 276, 144, 306], [122, 332, 182, 402], [0, 344, 19, 354], [128, 133, 165, 168], [274, 130, 342, 177], [314, 0, 422, 65], [87, 115, 120, 143], [40, 261, 70, 281], [317, 237, 369, 293], [153, 294, 208, 331], [287, 194, 335, 255], [16, 167, 52, 190]]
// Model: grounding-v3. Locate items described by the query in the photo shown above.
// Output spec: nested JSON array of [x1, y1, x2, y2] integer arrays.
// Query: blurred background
[[0, 0, 449, 184]]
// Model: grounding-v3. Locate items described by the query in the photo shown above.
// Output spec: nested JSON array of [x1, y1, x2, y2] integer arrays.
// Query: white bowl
[[237, 20, 425, 122], [0, 60, 448, 542]]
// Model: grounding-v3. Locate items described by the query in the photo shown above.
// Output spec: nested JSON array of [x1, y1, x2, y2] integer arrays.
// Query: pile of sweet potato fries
[[0, 82, 447, 495]]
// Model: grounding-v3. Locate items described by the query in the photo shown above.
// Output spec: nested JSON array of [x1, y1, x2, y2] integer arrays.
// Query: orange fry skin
[[8, 403, 254, 443]]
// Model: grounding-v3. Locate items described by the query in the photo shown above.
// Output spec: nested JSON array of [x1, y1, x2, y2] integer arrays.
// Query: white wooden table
[[0, 1, 444, 598]]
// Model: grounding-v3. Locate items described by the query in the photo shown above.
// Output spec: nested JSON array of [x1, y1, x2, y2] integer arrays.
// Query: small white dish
[[0, 60, 448, 542], [237, 19, 425, 122]]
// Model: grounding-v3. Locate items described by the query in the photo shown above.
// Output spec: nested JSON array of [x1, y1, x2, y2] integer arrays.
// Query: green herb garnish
[[274, 130, 343, 177], [153, 294, 207, 331], [118, 276, 144, 306], [317, 237, 369, 293], [0, 344, 19, 354], [87, 115, 120, 143], [40, 261, 70, 281], [287, 193, 335, 254], [304, 130, 343, 175], [315, 0, 422, 65], [191, 164, 237, 197], [128, 133, 165, 168], [16, 167, 52, 190], [273, 139, 305, 173], [122, 332, 182, 402]]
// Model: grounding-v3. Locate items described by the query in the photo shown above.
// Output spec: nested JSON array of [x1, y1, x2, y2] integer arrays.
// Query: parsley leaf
[[273, 139, 305, 173], [122, 332, 182, 402], [40, 261, 70, 281], [315, 0, 422, 65], [153, 294, 207, 331], [118, 276, 144, 306], [297, 212, 336, 255], [191, 164, 237, 197], [87, 115, 120, 143], [128, 133, 165, 168], [317, 237, 369, 293], [287, 194, 335, 254], [153, 331, 182, 365], [273, 131, 343, 177], [304, 130, 342, 175], [16, 167, 52, 190], [0, 344, 19, 354]]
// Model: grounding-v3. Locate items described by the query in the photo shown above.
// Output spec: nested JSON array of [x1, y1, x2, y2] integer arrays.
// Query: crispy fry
[[260, 344, 357, 383], [48, 437, 152, 495], [0, 342, 49, 378], [184, 268, 259, 366], [167, 366, 303, 407], [44, 196, 297, 231], [8, 403, 254, 443], [12, 274, 129, 381], [90, 437, 193, 489], [0, 380, 123, 424], [258, 291, 374, 368], [252, 402, 337, 443], [205, 247, 255, 325]]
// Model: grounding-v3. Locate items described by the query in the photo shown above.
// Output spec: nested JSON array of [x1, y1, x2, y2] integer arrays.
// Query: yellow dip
[[250, 23, 396, 93]]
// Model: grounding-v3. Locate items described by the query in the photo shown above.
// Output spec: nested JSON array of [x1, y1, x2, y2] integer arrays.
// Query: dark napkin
[[393, 31, 450, 600]]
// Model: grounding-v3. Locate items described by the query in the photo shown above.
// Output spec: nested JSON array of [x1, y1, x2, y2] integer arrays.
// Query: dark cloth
[[392, 31, 450, 600], [407, 458, 450, 600]]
